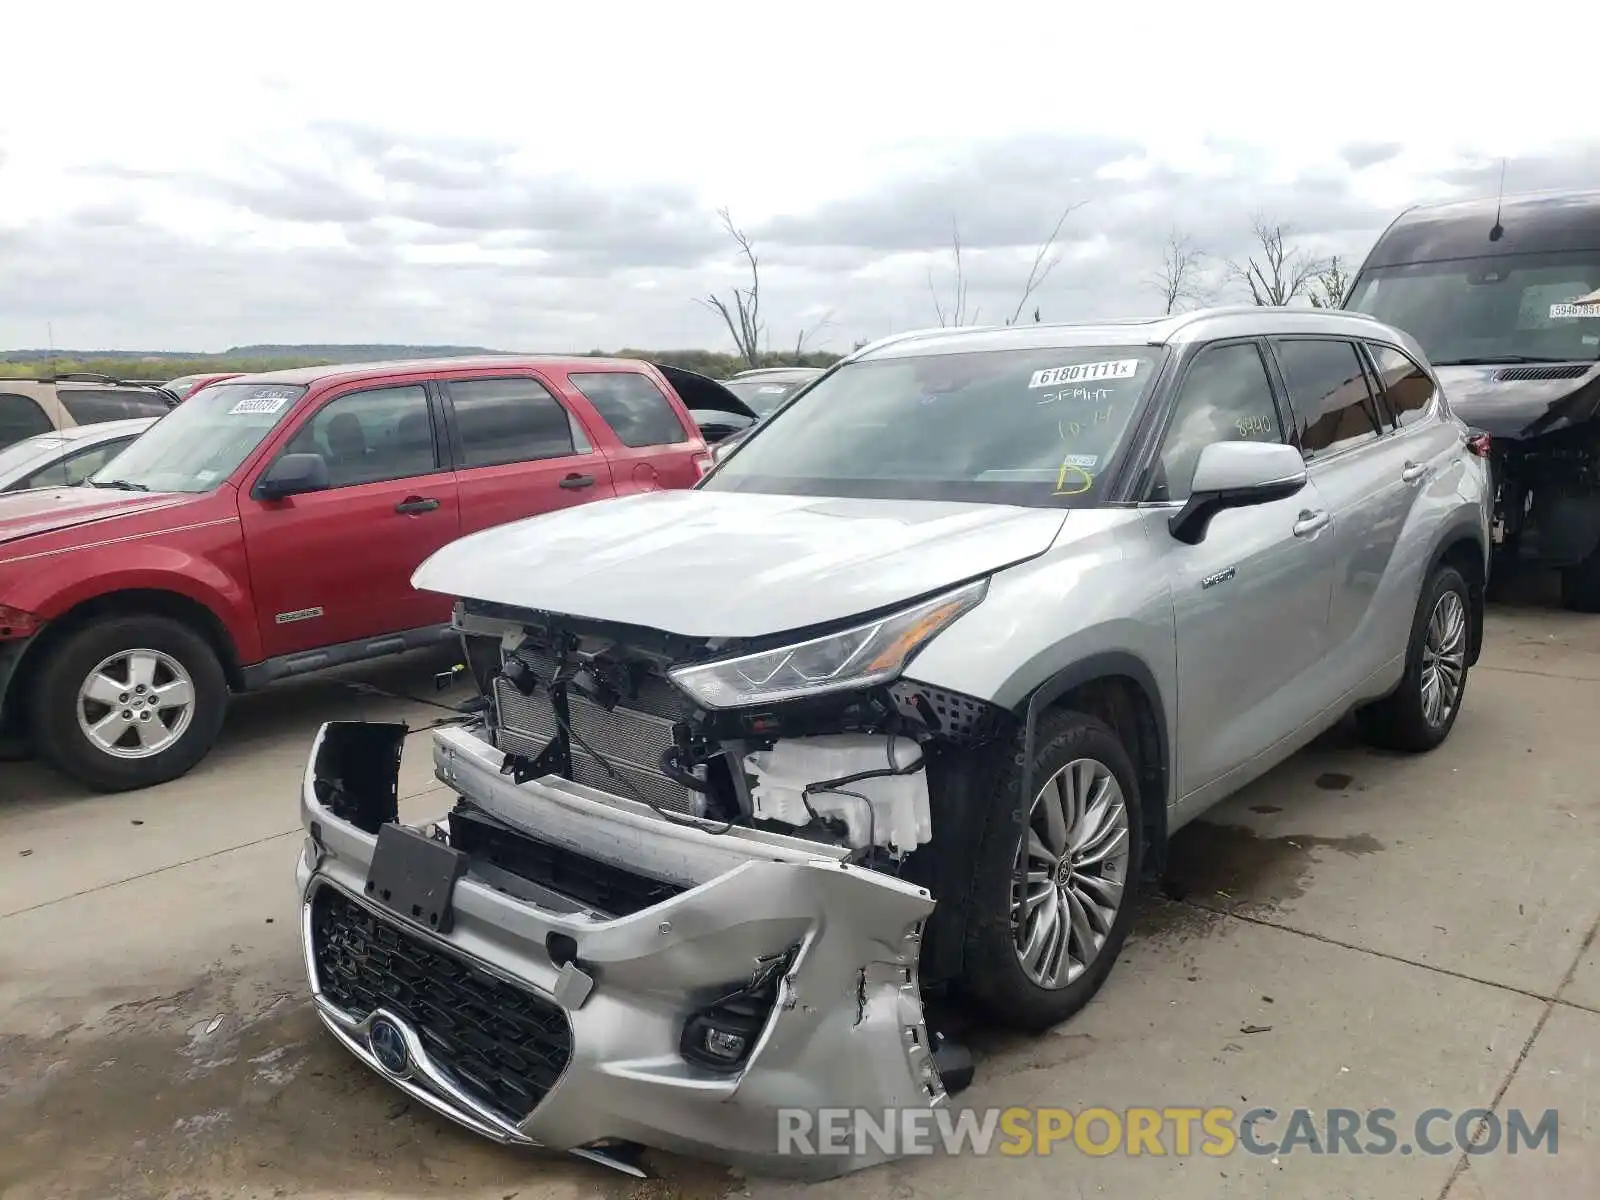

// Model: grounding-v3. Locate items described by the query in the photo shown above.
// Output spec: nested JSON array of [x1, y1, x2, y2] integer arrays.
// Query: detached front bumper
[[296, 720, 945, 1179]]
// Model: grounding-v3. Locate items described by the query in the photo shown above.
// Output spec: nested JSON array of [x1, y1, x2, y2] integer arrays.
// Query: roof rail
[[843, 326, 980, 363]]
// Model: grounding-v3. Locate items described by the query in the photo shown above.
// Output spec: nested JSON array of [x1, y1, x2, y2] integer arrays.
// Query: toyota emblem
[[367, 1016, 410, 1076]]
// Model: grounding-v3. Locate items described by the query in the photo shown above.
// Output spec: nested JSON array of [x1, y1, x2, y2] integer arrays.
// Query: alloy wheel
[[1420, 590, 1468, 729], [76, 648, 197, 759], [1012, 756, 1132, 989]]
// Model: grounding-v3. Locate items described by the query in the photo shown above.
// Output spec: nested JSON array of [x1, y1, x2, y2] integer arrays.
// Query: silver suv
[[295, 307, 1492, 1179]]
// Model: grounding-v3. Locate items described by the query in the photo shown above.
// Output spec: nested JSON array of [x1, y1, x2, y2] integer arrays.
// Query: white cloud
[[2, 0, 1598, 353]]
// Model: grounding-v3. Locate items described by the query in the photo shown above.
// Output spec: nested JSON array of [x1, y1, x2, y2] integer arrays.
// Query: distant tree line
[[0, 347, 844, 383]]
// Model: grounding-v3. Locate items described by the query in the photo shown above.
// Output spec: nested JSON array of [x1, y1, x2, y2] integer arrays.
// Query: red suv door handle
[[559, 474, 596, 490], [395, 496, 440, 514]]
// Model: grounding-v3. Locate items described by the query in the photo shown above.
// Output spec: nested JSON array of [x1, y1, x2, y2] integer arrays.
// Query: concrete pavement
[[1, 595, 1596, 1200]]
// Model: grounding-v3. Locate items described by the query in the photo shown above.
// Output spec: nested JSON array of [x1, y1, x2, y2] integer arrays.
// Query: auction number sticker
[[1060, 454, 1099, 468], [1550, 303, 1600, 319], [229, 387, 297, 416], [1029, 359, 1139, 388]]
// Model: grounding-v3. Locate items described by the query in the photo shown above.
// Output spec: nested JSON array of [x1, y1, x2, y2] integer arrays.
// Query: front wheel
[[31, 615, 229, 792], [960, 710, 1143, 1033]]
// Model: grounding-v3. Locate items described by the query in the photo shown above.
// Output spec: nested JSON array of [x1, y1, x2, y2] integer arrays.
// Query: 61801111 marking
[[1029, 360, 1139, 388]]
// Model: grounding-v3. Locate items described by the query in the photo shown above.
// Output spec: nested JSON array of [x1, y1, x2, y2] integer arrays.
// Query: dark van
[[1343, 189, 1600, 610]]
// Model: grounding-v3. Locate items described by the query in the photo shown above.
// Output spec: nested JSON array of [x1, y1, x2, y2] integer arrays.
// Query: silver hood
[[412, 489, 1068, 638]]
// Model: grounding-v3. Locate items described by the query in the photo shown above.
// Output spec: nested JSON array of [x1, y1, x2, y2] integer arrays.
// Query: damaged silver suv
[[295, 308, 1493, 1178]]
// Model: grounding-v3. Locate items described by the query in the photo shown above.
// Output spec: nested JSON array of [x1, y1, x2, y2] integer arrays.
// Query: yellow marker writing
[[1054, 463, 1094, 495]]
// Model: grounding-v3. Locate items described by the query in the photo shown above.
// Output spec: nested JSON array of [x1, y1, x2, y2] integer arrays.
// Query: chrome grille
[[490, 645, 700, 813]]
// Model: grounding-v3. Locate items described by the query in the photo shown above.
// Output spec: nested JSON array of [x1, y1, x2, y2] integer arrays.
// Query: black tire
[[1559, 543, 1600, 613], [960, 709, 1144, 1033], [1356, 565, 1472, 753], [30, 615, 229, 792]]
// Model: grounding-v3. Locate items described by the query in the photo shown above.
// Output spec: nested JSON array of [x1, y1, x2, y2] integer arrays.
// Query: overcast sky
[[3, 2, 1597, 355]]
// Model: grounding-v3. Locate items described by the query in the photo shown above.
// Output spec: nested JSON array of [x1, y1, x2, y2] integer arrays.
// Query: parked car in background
[[0, 355, 741, 792], [0, 375, 178, 452], [294, 308, 1491, 1180], [165, 372, 244, 401], [1344, 188, 1600, 609], [0, 418, 156, 493], [703, 366, 826, 453]]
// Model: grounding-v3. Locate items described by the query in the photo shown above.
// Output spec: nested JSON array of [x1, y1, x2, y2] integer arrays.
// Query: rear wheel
[[1356, 565, 1471, 752], [960, 710, 1142, 1033], [31, 615, 229, 792]]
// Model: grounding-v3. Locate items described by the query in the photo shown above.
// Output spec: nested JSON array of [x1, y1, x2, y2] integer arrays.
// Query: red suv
[[0, 355, 753, 792]]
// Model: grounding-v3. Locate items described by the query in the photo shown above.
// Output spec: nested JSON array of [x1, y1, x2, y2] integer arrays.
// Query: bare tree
[[1308, 255, 1353, 309], [929, 219, 976, 327], [1150, 230, 1209, 314], [1004, 201, 1085, 325], [696, 208, 763, 367], [793, 309, 837, 358], [930, 202, 1086, 327], [1228, 216, 1327, 306]]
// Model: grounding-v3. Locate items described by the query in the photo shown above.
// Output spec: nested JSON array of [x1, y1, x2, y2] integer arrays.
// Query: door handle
[[395, 496, 440, 514], [559, 473, 596, 490], [1292, 509, 1331, 538], [1401, 461, 1426, 484]]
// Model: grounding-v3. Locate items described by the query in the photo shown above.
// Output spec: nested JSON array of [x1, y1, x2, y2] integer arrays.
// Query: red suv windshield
[[88, 383, 307, 493]]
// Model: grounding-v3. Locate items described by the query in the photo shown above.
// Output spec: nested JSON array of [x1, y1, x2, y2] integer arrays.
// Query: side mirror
[[255, 452, 330, 501], [1168, 441, 1307, 545]]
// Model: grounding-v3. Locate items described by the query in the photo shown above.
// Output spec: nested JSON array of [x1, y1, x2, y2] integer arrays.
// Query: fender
[[1421, 519, 1489, 667], [6, 545, 261, 666], [1018, 649, 1172, 876]]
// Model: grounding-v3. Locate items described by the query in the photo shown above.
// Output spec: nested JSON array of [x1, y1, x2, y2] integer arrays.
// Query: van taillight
[[1466, 432, 1492, 458]]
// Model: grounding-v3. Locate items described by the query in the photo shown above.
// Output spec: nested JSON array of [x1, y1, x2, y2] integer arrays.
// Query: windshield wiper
[[90, 478, 151, 492], [1432, 355, 1578, 366]]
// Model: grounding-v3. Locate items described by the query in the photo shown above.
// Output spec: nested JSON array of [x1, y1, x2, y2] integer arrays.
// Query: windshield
[[0, 434, 70, 483], [723, 378, 810, 416], [1346, 250, 1600, 365], [702, 346, 1165, 505], [89, 382, 308, 493]]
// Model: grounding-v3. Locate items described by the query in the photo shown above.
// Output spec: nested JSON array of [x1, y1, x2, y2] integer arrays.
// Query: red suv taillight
[[1466, 432, 1492, 458], [0, 604, 42, 641]]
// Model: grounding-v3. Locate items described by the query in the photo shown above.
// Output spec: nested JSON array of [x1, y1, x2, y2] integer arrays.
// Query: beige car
[[0, 376, 179, 452]]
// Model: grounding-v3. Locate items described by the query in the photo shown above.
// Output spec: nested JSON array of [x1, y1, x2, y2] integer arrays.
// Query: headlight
[[668, 579, 987, 709]]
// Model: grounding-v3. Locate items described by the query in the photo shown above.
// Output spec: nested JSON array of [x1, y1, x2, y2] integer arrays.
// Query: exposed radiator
[[491, 645, 702, 814]]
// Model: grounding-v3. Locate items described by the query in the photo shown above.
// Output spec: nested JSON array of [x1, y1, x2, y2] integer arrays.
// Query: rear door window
[[1271, 338, 1386, 459], [1365, 343, 1436, 430], [567, 371, 690, 447], [0, 394, 53, 448], [59, 389, 174, 423], [446, 377, 588, 467]]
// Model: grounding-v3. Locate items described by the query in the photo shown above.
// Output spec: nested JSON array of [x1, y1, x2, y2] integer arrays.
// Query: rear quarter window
[[567, 371, 690, 448], [0, 393, 54, 448], [59, 389, 174, 424]]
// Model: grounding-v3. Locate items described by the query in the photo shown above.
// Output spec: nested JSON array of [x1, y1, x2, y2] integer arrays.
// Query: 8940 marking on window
[[1029, 360, 1140, 389]]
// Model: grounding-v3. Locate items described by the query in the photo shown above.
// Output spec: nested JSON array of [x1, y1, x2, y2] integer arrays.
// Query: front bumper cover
[[297, 720, 946, 1180]]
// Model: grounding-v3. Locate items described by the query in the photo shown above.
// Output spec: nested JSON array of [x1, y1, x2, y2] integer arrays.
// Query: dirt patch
[[1160, 821, 1384, 914], [0, 968, 627, 1200]]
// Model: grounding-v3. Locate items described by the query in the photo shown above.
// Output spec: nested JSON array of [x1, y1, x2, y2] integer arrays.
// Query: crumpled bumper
[[296, 719, 946, 1179]]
